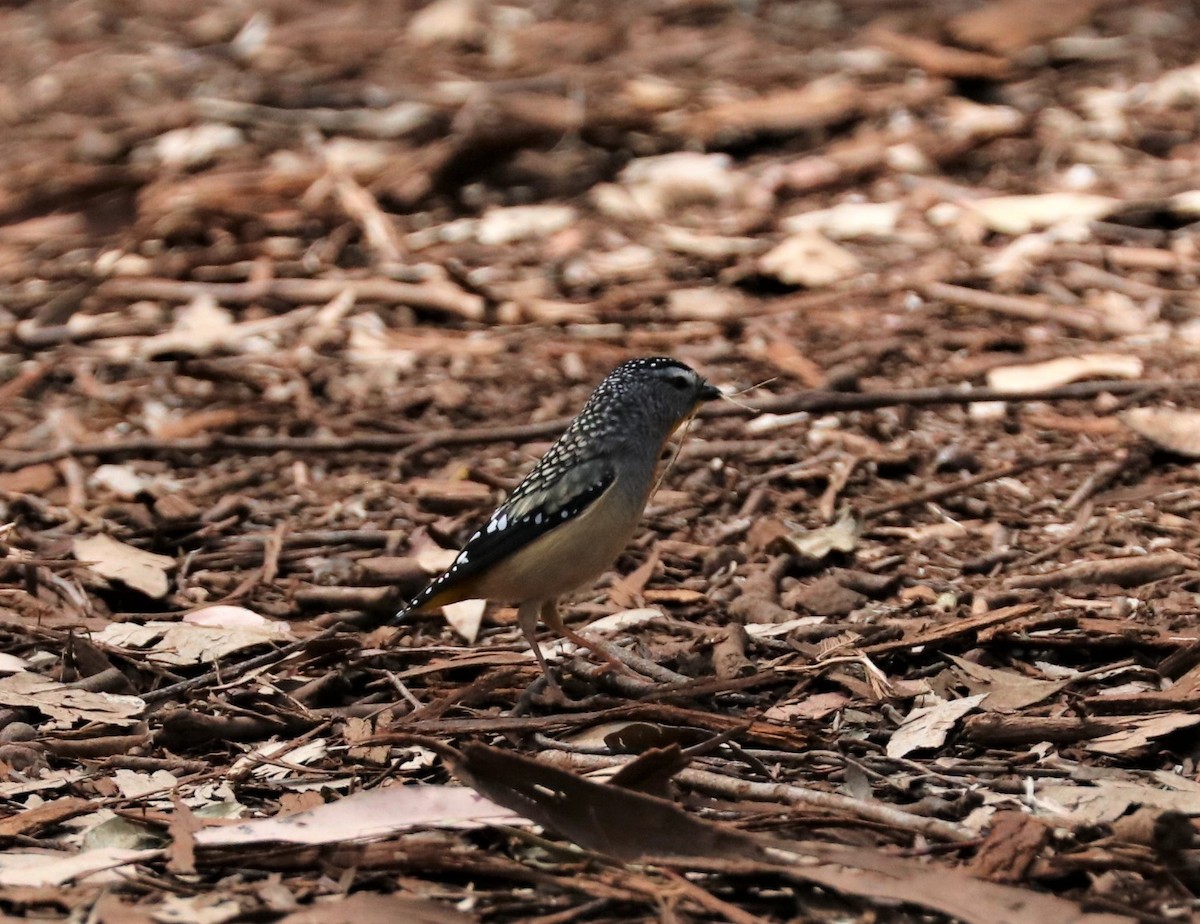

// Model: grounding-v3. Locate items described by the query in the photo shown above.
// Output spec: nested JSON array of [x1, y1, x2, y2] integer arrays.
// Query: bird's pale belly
[[471, 479, 645, 603]]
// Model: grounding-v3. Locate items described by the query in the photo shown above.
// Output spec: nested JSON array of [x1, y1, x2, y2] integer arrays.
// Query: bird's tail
[[391, 580, 459, 626]]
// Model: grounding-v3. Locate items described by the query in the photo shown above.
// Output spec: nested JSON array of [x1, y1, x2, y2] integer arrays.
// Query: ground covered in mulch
[[4, 0, 1200, 921]]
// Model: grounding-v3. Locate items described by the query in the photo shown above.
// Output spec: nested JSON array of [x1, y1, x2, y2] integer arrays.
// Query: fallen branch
[[962, 714, 1122, 746], [1006, 551, 1191, 591]]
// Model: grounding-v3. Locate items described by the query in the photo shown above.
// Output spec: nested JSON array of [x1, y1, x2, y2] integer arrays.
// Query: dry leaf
[[230, 739, 329, 781], [948, 657, 1067, 713], [112, 768, 179, 800], [986, 354, 1143, 392], [475, 205, 576, 246], [0, 847, 160, 887], [408, 0, 482, 46], [784, 509, 862, 559], [183, 605, 270, 628], [0, 653, 32, 674], [1038, 779, 1200, 824], [152, 896, 240, 924], [665, 288, 745, 322], [963, 193, 1116, 234], [764, 692, 849, 722], [0, 672, 144, 725], [195, 784, 520, 847], [441, 599, 486, 644], [89, 464, 150, 499], [1087, 713, 1200, 755], [614, 152, 750, 219], [759, 232, 861, 287], [93, 620, 291, 667], [152, 123, 243, 168], [887, 694, 988, 758], [73, 534, 175, 599], [782, 201, 901, 239], [1122, 407, 1200, 458]]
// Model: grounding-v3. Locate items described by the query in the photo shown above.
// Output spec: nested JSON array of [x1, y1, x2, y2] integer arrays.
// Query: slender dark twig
[[0, 378, 1184, 471]]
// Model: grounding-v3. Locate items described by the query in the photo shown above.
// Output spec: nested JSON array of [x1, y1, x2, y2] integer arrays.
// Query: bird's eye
[[665, 373, 691, 391]]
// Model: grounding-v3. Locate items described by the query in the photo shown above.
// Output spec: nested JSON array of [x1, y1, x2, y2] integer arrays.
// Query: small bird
[[394, 357, 721, 694]]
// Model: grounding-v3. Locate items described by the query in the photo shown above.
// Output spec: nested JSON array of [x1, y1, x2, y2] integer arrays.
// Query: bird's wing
[[394, 457, 615, 619]]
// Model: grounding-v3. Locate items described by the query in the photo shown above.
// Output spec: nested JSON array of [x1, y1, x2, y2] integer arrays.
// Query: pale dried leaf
[[963, 193, 1116, 234], [567, 607, 664, 636], [152, 123, 243, 168], [194, 784, 521, 846], [0, 672, 144, 724], [782, 202, 901, 239], [183, 605, 270, 628], [1087, 713, 1200, 755], [154, 895, 242, 924], [0, 847, 160, 887], [441, 599, 486, 644], [1122, 407, 1200, 458], [408, 0, 481, 46], [618, 152, 746, 219], [228, 739, 329, 781], [744, 616, 827, 639], [759, 232, 861, 287], [89, 464, 150, 499], [112, 769, 179, 800], [665, 287, 745, 321], [73, 534, 175, 599], [93, 620, 291, 667], [1038, 779, 1200, 824], [887, 694, 988, 758], [986, 354, 1142, 392], [658, 226, 760, 258], [948, 656, 1068, 713], [131, 295, 234, 358], [784, 508, 862, 559], [764, 692, 849, 722], [0, 653, 31, 674], [475, 205, 576, 246]]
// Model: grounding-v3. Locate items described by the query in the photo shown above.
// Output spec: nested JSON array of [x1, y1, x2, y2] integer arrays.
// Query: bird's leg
[[519, 599, 563, 699], [540, 598, 638, 677]]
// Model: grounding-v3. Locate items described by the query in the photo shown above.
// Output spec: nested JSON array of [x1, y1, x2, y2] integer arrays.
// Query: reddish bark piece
[[971, 813, 1050, 883], [0, 796, 91, 839]]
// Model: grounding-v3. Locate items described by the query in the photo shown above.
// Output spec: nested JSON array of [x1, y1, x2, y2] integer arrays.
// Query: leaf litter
[[2, 0, 1200, 921]]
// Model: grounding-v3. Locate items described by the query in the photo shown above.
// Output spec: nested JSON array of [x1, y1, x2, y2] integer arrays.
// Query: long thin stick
[[0, 378, 1185, 471]]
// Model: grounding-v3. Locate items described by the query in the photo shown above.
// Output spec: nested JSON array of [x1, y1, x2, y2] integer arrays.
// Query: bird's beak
[[698, 382, 722, 402]]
